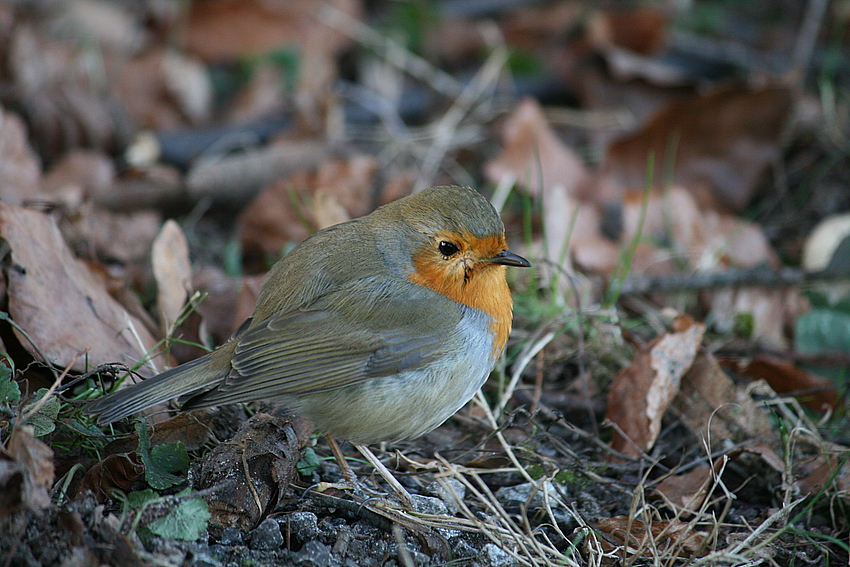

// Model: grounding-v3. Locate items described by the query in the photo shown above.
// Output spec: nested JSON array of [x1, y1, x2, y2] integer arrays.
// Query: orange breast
[[409, 254, 514, 359]]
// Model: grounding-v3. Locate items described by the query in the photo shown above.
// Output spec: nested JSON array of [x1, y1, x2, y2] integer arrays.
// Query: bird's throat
[[409, 261, 513, 359]]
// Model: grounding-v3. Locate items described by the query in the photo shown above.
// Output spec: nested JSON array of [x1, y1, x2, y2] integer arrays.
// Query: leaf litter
[[0, 1, 849, 566]]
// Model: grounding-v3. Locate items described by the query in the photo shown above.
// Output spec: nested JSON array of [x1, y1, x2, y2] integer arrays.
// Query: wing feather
[[182, 277, 462, 407]]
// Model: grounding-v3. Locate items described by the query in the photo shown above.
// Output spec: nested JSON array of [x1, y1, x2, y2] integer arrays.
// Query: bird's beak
[[487, 250, 531, 267]]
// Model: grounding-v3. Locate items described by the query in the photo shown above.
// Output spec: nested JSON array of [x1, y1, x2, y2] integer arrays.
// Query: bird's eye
[[438, 241, 460, 257]]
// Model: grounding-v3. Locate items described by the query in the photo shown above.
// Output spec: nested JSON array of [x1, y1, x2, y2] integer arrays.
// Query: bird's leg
[[354, 443, 414, 509], [325, 435, 359, 484], [315, 436, 414, 509]]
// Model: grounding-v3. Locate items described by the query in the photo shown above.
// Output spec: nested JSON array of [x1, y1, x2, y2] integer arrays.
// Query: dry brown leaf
[[0, 106, 42, 206], [796, 446, 850, 504], [0, 203, 160, 376], [671, 351, 773, 451], [485, 98, 602, 277], [195, 411, 311, 535], [74, 453, 143, 503], [8, 25, 122, 161], [186, 0, 358, 63], [597, 8, 668, 54], [606, 316, 705, 457], [706, 287, 801, 349], [116, 48, 195, 131], [595, 516, 708, 559], [42, 150, 116, 202], [551, 190, 620, 275], [59, 205, 161, 266], [238, 155, 377, 265], [484, 97, 588, 198], [654, 465, 712, 512], [658, 440, 787, 514], [605, 84, 793, 213], [732, 356, 839, 411], [0, 425, 55, 514], [102, 411, 217, 455], [152, 220, 193, 335]]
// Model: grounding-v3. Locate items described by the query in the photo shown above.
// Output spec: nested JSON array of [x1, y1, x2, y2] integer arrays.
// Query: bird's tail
[[85, 349, 229, 425]]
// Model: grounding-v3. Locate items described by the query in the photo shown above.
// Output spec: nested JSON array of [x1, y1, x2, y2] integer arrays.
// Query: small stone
[[248, 518, 284, 551], [218, 527, 244, 546], [451, 538, 479, 559], [283, 511, 320, 543], [294, 540, 332, 567], [424, 478, 466, 514], [496, 482, 570, 511], [410, 549, 431, 566], [478, 543, 517, 567], [188, 551, 222, 567], [411, 494, 448, 516]]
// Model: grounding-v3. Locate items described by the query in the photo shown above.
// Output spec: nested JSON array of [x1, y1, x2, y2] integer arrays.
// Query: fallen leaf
[[116, 48, 191, 131], [0, 203, 160, 376], [186, 0, 358, 63], [238, 155, 377, 265], [595, 516, 708, 559], [796, 445, 850, 504], [593, 7, 668, 55], [0, 106, 42, 206], [195, 410, 310, 535], [74, 453, 144, 502], [654, 465, 712, 512], [606, 316, 705, 457], [732, 356, 839, 411], [42, 150, 116, 202], [670, 351, 773, 451], [707, 287, 802, 349], [484, 97, 588, 198], [485, 98, 604, 277], [605, 84, 793, 213], [8, 25, 122, 161], [0, 425, 55, 514], [152, 220, 193, 335]]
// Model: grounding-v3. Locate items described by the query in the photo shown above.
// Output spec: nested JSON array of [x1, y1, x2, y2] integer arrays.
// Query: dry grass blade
[[432, 455, 583, 567], [413, 43, 509, 192]]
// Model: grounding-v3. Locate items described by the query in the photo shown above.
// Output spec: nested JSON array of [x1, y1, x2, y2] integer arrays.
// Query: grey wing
[[182, 277, 462, 407]]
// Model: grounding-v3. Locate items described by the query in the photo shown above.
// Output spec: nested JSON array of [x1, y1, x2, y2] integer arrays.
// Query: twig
[[618, 267, 848, 296], [790, 0, 830, 86], [318, 4, 462, 98], [498, 329, 554, 413], [21, 354, 80, 423], [414, 45, 508, 191]]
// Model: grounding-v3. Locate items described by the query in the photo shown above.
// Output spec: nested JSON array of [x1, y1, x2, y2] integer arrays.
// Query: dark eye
[[438, 241, 460, 257]]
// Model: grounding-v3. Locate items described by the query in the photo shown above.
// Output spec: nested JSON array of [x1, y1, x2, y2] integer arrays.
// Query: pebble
[[411, 494, 448, 516], [187, 551, 222, 567], [451, 538, 479, 559], [248, 518, 284, 551], [218, 527, 243, 546], [424, 478, 466, 514], [294, 540, 333, 567], [478, 543, 517, 567], [283, 511, 320, 543]]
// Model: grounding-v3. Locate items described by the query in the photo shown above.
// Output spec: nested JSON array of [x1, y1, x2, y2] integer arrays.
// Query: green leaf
[[0, 363, 20, 404], [127, 489, 160, 509], [150, 442, 190, 475], [26, 389, 61, 437], [297, 447, 321, 476], [135, 420, 186, 490], [146, 497, 210, 541], [795, 308, 850, 355]]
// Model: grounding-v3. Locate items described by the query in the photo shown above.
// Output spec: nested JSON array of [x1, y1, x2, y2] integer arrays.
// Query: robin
[[86, 185, 529, 497]]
